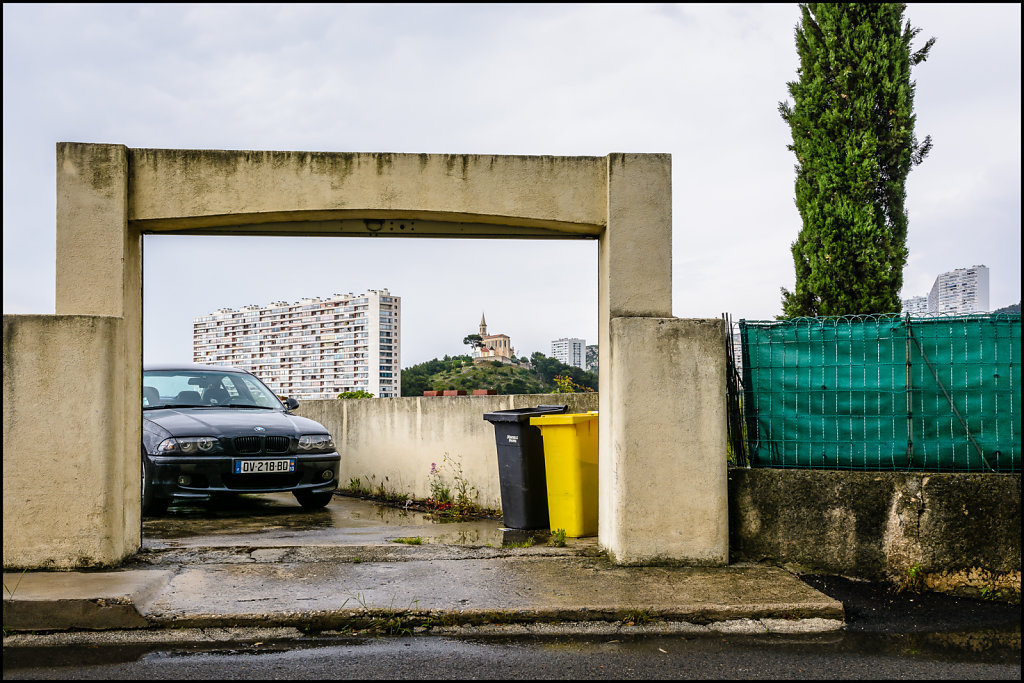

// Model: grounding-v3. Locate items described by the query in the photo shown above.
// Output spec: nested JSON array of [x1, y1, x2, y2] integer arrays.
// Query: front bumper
[[146, 451, 340, 500]]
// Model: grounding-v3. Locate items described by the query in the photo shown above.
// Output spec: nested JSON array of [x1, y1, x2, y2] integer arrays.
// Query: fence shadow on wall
[[725, 312, 1021, 472]]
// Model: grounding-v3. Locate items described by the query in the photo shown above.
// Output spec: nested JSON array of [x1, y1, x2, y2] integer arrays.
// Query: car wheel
[[293, 490, 335, 509], [141, 454, 170, 516]]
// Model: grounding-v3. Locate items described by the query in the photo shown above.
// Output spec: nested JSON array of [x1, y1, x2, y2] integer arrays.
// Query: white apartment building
[[901, 295, 929, 315], [193, 289, 400, 400], [927, 265, 990, 314], [551, 337, 585, 370]]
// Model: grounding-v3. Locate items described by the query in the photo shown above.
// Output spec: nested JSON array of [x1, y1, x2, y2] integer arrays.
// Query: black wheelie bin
[[483, 404, 569, 529]]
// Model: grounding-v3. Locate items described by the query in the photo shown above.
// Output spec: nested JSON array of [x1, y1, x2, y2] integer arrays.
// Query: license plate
[[234, 459, 295, 474]]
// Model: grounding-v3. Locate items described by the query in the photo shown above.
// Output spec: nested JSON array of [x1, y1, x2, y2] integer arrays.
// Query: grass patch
[[622, 608, 655, 626], [898, 563, 926, 593], [391, 536, 424, 545]]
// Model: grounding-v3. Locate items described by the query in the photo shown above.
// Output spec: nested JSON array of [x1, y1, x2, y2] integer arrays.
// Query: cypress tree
[[779, 3, 934, 317]]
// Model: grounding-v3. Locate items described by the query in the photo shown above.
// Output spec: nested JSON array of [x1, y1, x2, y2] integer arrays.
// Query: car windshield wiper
[[222, 404, 277, 410]]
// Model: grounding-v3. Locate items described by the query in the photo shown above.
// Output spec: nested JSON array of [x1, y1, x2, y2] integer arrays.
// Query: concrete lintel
[[136, 217, 601, 239]]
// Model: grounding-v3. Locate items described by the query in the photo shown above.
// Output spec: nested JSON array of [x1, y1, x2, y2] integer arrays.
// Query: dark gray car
[[142, 364, 340, 515]]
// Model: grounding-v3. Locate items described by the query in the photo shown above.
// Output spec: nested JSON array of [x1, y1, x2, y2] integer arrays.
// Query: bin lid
[[530, 411, 599, 426], [483, 405, 569, 423]]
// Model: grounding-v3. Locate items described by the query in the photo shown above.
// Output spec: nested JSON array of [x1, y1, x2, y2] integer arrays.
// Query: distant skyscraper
[[927, 265, 990, 314], [193, 289, 400, 400], [901, 295, 929, 315], [551, 338, 585, 370]]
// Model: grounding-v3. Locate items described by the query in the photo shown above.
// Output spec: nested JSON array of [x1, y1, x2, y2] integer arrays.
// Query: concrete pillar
[[607, 317, 728, 564], [598, 154, 728, 564], [2, 315, 129, 568], [52, 142, 141, 565]]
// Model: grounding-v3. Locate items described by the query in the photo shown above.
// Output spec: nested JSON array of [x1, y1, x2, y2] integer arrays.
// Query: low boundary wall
[[297, 393, 599, 510], [729, 468, 1021, 599]]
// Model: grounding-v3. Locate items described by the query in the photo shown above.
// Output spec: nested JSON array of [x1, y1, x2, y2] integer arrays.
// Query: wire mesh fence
[[727, 312, 1021, 472]]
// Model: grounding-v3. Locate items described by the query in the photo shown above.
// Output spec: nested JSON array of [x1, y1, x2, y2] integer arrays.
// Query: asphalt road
[[2, 629, 1020, 680]]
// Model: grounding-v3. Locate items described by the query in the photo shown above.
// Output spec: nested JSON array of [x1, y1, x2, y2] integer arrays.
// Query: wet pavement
[[141, 492, 569, 550], [4, 492, 844, 635]]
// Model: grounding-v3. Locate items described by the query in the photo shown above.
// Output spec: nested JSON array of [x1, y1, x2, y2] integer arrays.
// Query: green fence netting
[[736, 313, 1021, 472]]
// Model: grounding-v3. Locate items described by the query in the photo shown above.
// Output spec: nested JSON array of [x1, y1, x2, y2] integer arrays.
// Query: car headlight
[[298, 434, 335, 453], [156, 436, 223, 454]]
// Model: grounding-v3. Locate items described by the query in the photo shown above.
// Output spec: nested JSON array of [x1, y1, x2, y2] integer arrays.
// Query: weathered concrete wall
[[729, 468, 1022, 599], [605, 317, 728, 566], [296, 393, 599, 510], [3, 315, 139, 569]]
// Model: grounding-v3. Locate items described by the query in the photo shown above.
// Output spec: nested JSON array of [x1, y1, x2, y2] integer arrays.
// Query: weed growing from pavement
[[548, 528, 567, 547], [979, 585, 1006, 601], [340, 591, 421, 636], [428, 461, 452, 504], [3, 569, 28, 637], [622, 608, 655, 626], [3, 569, 27, 602], [345, 477, 371, 496], [427, 453, 493, 519], [899, 563, 926, 593]]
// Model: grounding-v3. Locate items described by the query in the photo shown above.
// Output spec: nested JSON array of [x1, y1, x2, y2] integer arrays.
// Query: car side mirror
[[284, 397, 300, 411]]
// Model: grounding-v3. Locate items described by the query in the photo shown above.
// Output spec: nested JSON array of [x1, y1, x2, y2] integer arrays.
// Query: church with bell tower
[[473, 312, 516, 364]]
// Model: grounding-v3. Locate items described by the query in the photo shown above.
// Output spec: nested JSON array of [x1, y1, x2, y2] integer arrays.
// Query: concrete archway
[[2, 143, 726, 568]]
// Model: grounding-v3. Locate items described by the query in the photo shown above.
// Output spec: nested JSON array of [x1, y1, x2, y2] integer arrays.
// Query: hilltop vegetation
[[401, 352, 598, 396], [994, 302, 1021, 314]]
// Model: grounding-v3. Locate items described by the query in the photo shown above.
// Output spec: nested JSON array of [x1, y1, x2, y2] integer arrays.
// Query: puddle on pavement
[[142, 492, 546, 548]]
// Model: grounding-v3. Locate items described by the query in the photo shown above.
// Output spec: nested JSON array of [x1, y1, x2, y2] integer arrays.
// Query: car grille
[[233, 436, 291, 454], [222, 473, 303, 490]]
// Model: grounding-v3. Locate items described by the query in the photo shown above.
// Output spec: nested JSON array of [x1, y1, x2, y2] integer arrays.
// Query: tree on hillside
[[463, 334, 483, 352], [779, 3, 935, 317], [529, 352, 597, 391]]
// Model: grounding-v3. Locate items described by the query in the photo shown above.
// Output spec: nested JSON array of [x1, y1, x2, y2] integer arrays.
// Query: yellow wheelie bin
[[529, 411, 598, 537]]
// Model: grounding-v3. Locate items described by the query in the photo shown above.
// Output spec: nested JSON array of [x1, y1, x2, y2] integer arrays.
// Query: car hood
[[144, 408, 329, 438]]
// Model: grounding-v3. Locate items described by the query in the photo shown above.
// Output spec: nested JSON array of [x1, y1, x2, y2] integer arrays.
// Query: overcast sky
[[3, 3, 1020, 367]]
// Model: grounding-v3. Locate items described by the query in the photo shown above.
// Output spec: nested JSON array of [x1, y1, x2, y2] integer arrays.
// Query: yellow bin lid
[[530, 411, 598, 426]]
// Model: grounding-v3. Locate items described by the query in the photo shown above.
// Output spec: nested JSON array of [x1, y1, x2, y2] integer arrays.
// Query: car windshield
[[143, 370, 283, 410]]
